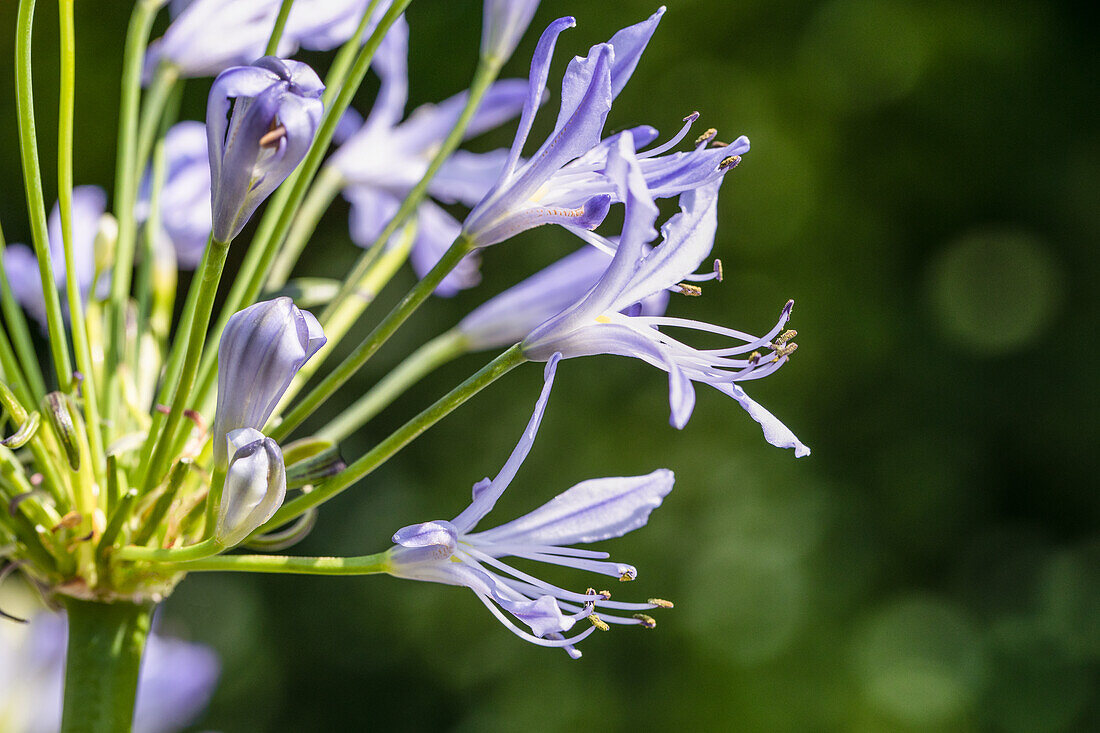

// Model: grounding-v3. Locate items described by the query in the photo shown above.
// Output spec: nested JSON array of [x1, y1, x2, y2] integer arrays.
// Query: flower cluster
[[0, 2, 809, 727]]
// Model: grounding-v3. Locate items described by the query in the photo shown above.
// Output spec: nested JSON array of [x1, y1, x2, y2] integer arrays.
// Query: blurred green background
[[1, 0, 1097, 730]]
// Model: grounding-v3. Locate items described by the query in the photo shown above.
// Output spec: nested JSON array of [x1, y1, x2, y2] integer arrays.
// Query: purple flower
[[463, 8, 747, 248], [522, 133, 809, 456], [207, 57, 324, 242], [213, 297, 325, 467], [0, 610, 219, 733], [148, 0, 387, 81], [331, 19, 527, 295], [2, 186, 108, 328], [481, 0, 541, 62], [216, 427, 287, 547], [457, 245, 668, 351], [386, 355, 674, 658], [137, 121, 211, 269]]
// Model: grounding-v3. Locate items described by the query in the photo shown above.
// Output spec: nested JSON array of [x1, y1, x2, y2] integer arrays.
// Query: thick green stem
[[15, 0, 73, 387], [169, 551, 389, 575], [264, 344, 526, 528], [59, 598, 153, 733], [271, 235, 476, 440], [319, 329, 470, 442]]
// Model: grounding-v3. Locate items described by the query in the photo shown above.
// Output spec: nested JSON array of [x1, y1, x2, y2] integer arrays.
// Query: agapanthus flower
[[522, 133, 809, 456], [216, 427, 287, 547], [137, 121, 211, 269], [147, 0, 391, 81], [330, 17, 527, 295], [386, 355, 674, 658], [213, 297, 325, 467], [462, 7, 749, 248], [0, 608, 219, 733], [207, 57, 324, 242], [2, 185, 108, 328], [481, 0, 541, 62]]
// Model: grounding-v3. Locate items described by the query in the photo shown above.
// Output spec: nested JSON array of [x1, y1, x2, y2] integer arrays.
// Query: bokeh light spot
[[927, 228, 1062, 354]]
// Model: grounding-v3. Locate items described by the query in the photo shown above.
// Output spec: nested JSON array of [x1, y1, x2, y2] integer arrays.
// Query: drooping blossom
[[330, 16, 527, 295], [481, 0, 541, 62], [385, 355, 674, 658], [207, 57, 324, 242], [462, 8, 749, 248], [136, 121, 211, 269], [522, 133, 809, 456], [0, 608, 219, 733], [147, 0, 393, 81], [216, 427, 287, 547], [2, 186, 109, 328], [213, 297, 325, 467]]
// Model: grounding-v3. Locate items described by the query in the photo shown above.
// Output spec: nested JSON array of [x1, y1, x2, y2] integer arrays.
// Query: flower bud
[[207, 57, 323, 242], [213, 297, 325, 467], [481, 0, 541, 63], [215, 428, 286, 547]]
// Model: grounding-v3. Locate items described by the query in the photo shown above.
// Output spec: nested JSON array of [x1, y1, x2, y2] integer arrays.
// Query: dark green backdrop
[[0, 0, 1096, 730]]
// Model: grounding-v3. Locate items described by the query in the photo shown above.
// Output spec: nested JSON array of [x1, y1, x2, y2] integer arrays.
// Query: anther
[[713, 259, 724, 282], [694, 127, 717, 145], [183, 409, 207, 432], [772, 343, 798, 360], [710, 140, 729, 148], [29, 473, 43, 487], [748, 351, 762, 365], [589, 614, 610, 631], [771, 330, 797, 347], [719, 155, 742, 170], [633, 614, 657, 629], [682, 111, 701, 123], [9, 491, 44, 516], [677, 283, 702, 296], [259, 123, 287, 149], [619, 569, 636, 582], [648, 598, 675, 609]]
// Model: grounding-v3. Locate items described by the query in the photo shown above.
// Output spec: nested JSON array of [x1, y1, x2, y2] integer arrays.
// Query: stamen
[[29, 473, 43, 487], [695, 128, 718, 146], [633, 614, 657, 629], [710, 140, 729, 148], [771, 342, 798, 360], [719, 155, 741, 170], [620, 569, 636, 581], [638, 113, 700, 159], [714, 259, 724, 282], [677, 283, 702, 296], [589, 614, 610, 631], [771, 329, 797, 347], [259, 123, 287, 149], [648, 598, 675, 609]]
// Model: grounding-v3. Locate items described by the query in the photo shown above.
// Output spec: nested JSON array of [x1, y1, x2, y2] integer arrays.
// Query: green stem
[[140, 237, 230, 494], [57, 0, 106, 485], [319, 329, 470, 442], [0, 219, 48, 400], [104, 0, 168, 430], [272, 235, 476, 440], [265, 344, 526, 528], [115, 537, 220, 563], [265, 0, 296, 56], [317, 55, 503, 353], [59, 598, 152, 733], [265, 165, 344, 290], [169, 551, 389, 575], [15, 0, 73, 387]]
